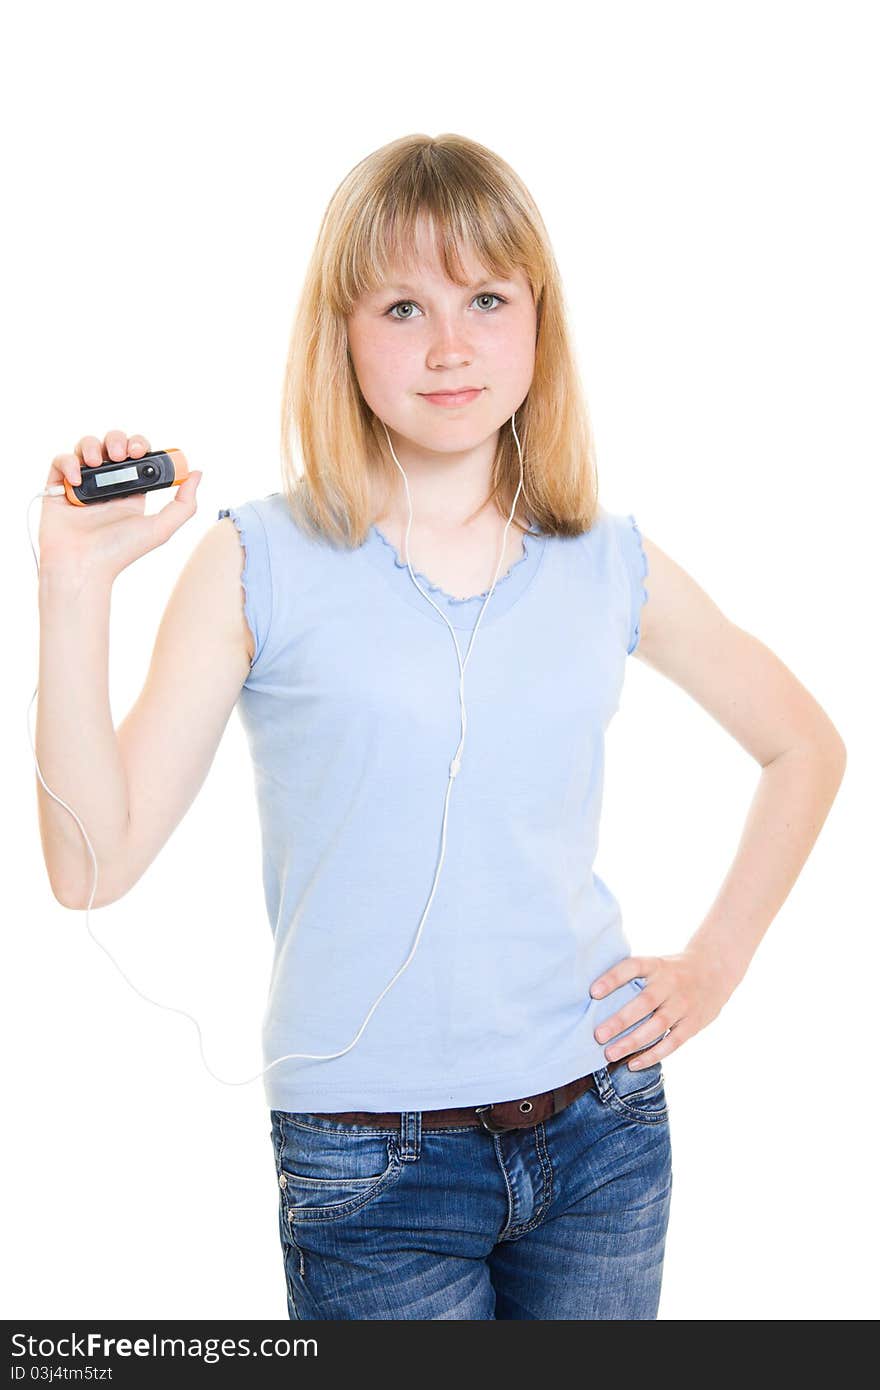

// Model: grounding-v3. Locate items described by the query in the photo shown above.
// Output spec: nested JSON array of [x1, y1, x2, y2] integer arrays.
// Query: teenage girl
[[36, 133, 846, 1320]]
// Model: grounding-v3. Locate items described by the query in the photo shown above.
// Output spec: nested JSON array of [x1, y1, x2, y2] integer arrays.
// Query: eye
[[385, 292, 507, 321]]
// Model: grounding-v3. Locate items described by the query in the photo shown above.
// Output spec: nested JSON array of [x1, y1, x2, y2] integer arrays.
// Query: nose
[[426, 340, 474, 370], [424, 313, 478, 367]]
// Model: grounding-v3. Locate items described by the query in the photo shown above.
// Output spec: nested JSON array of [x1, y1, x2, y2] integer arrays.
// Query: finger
[[607, 1020, 674, 1066], [590, 957, 651, 999], [128, 434, 150, 458], [75, 435, 105, 468], [46, 452, 84, 490], [103, 429, 129, 462], [150, 471, 202, 540], [594, 991, 664, 1045], [623, 1027, 682, 1069]]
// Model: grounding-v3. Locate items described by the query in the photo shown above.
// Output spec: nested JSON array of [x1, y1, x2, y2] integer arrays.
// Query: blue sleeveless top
[[217, 493, 655, 1113]]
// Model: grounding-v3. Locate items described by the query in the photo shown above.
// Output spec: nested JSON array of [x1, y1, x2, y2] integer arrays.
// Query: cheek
[[487, 309, 536, 365], [354, 333, 414, 397], [488, 336, 535, 395]]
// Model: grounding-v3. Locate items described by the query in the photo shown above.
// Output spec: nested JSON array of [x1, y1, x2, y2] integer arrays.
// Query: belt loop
[[398, 1111, 421, 1161], [592, 1065, 614, 1103]]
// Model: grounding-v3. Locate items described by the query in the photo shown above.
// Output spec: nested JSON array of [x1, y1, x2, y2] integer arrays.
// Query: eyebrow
[[380, 277, 513, 295]]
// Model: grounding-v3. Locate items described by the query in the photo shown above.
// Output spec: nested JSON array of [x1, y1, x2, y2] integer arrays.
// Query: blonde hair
[[280, 132, 600, 547]]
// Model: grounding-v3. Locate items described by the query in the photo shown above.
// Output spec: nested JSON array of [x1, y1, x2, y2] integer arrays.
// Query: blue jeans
[[269, 1058, 673, 1319]]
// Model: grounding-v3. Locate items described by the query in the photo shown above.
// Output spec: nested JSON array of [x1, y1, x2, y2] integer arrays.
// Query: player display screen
[[95, 465, 140, 487]]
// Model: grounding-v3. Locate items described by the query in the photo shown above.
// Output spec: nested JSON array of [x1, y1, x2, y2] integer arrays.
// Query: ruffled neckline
[[369, 521, 542, 606]]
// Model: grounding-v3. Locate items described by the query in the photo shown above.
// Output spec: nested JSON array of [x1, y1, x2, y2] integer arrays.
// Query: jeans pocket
[[272, 1112, 403, 1223], [600, 1058, 669, 1126]]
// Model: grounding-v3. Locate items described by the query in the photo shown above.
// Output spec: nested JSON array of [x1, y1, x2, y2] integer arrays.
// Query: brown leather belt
[[310, 1055, 634, 1135]]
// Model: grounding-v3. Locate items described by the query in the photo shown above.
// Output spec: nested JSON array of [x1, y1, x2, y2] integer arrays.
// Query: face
[[346, 221, 537, 470]]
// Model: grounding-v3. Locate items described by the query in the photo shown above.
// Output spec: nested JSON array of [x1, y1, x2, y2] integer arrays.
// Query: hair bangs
[[334, 165, 538, 315]]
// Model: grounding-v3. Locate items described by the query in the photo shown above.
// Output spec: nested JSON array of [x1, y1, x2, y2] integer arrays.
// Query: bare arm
[[36, 567, 131, 905], [589, 534, 846, 1065], [634, 536, 845, 985], [112, 518, 254, 905], [39, 518, 254, 909]]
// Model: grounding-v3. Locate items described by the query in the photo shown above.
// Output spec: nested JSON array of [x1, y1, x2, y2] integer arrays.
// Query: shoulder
[[215, 491, 316, 575], [587, 507, 650, 655], [214, 494, 287, 670], [631, 526, 836, 767], [213, 491, 351, 673], [217, 491, 287, 539], [219, 491, 345, 558], [629, 527, 720, 663]]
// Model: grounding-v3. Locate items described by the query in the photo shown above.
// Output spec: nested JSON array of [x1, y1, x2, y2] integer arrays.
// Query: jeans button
[[279, 1173, 288, 1189]]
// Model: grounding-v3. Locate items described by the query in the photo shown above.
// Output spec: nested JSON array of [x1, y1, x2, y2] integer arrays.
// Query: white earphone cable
[[27, 414, 527, 1086]]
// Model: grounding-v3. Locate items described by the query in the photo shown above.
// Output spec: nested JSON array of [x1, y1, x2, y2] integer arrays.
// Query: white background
[[3, 0, 876, 1321]]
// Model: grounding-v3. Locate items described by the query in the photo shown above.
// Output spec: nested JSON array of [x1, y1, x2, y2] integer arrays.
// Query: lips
[[419, 388, 484, 407]]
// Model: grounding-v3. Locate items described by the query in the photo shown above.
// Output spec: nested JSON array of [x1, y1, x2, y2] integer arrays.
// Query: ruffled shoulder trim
[[217, 503, 272, 669], [624, 512, 649, 654]]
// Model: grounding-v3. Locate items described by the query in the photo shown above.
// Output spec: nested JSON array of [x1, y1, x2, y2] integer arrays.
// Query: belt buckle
[[474, 1104, 514, 1135]]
